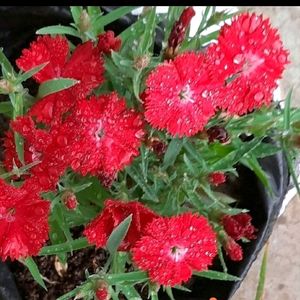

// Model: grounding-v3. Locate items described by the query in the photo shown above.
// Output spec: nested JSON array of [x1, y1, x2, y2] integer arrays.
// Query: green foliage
[[37, 78, 79, 98], [1, 5, 300, 300], [23, 257, 47, 290]]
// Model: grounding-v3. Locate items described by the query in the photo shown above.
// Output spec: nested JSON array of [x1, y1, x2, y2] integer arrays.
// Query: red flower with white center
[[16, 35, 105, 125], [84, 199, 158, 251], [208, 172, 227, 186], [57, 93, 144, 183], [222, 212, 257, 241], [145, 52, 220, 137], [97, 30, 122, 54], [206, 13, 289, 115], [132, 213, 217, 286], [0, 179, 50, 261]]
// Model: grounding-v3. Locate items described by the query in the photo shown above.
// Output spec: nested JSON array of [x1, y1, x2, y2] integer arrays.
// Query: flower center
[[233, 52, 265, 77], [94, 120, 105, 143], [179, 85, 195, 103], [169, 246, 188, 262]]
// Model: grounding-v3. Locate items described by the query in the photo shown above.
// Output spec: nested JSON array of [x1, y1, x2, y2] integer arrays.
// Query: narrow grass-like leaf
[[36, 25, 80, 38], [106, 214, 132, 256], [15, 62, 48, 84], [95, 6, 139, 32], [37, 78, 78, 98], [107, 271, 148, 285], [163, 138, 183, 170], [283, 147, 300, 195], [120, 285, 142, 300], [70, 6, 83, 25], [23, 257, 47, 290], [255, 242, 269, 300], [165, 286, 175, 300], [139, 7, 157, 55], [126, 165, 159, 202], [283, 88, 293, 131], [0, 48, 16, 76], [241, 156, 271, 192], [194, 270, 240, 281], [39, 237, 90, 256]]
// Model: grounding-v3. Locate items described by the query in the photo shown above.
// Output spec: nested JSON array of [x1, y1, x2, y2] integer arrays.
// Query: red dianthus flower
[[206, 13, 289, 115], [144, 52, 220, 137], [84, 199, 158, 251], [56, 93, 144, 184], [132, 212, 217, 286], [16, 35, 105, 125], [0, 179, 50, 261]]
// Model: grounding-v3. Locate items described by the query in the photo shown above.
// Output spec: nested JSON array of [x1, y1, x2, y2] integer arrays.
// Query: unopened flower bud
[[146, 137, 167, 158], [208, 172, 226, 186], [79, 9, 90, 33], [0, 79, 14, 94], [134, 55, 150, 70], [223, 236, 243, 261], [206, 125, 230, 144], [62, 191, 78, 210], [95, 280, 110, 300], [165, 7, 195, 59]]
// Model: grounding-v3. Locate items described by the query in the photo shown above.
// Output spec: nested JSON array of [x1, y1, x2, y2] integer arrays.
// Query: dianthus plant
[[0, 6, 299, 300]]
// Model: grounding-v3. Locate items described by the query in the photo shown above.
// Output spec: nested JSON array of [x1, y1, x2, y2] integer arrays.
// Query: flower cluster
[[0, 6, 295, 300]]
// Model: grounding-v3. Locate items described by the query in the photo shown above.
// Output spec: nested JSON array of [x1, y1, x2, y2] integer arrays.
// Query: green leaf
[[23, 257, 47, 290], [36, 25, 80, 38], [163, 138, 184, 170], [173, 285, 191, 292], [0, 101, 13, 118], [241, 155, 271, 191], [39, 237, 90, 256], [126, 165, 159, 202], [165, 286, 175, 300], [209, 138, 262, 171], [0, 48, 16, 77], [255, 243, 269, 300], [107, 271, 148, 285], [37, 78, 79, 98], [194, 270, 240, 281], [15, 62, 48, 84], [70, 6, 83, 25], [94, 6, 140, 32], [282, 146, 300, 195], [283, 88, 293, 131], [138, 7, 157, 55], [120, 285, 142, 300], [49, 218, 67, 263], [106, 214, 132, 256]]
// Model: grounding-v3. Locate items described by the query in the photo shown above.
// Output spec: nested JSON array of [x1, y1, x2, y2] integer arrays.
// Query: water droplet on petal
[[254, 92, 264, 101], [233, 54, 243, 64]]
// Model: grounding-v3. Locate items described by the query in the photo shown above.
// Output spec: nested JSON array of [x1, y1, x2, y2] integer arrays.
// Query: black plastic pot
[[0, 6, 290, 300]]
